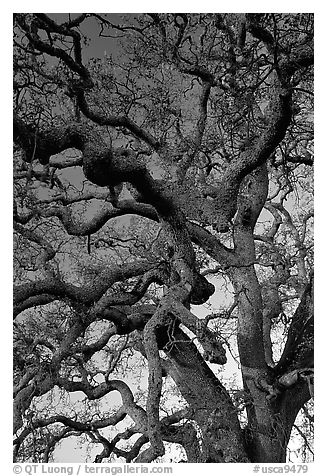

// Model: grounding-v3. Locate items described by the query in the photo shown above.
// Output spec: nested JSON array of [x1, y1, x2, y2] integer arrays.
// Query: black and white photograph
[[13, 11, 314, 466]]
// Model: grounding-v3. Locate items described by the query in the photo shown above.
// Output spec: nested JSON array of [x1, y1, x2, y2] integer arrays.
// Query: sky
[[49, 14, 126, 61]]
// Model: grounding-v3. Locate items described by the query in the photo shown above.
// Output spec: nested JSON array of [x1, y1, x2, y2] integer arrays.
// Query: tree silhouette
[[13, 13, 313, 463]]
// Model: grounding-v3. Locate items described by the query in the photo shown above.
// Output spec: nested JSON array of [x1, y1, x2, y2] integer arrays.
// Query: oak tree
[[13, 13, 313, 463]]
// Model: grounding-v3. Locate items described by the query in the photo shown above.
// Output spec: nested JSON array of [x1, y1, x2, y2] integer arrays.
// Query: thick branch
[[14, 259, 154, 315], [274, 276, 313, 374]]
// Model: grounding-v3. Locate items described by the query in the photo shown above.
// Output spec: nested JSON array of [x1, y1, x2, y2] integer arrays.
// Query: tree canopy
[[13, 13, 313, 464]]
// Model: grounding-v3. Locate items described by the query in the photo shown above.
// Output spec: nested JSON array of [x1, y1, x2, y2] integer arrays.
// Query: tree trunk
[[164, 328, 249, 462]]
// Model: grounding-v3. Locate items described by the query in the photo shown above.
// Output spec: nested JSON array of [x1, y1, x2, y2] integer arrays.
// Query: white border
[[2, 5, 326, 474]]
